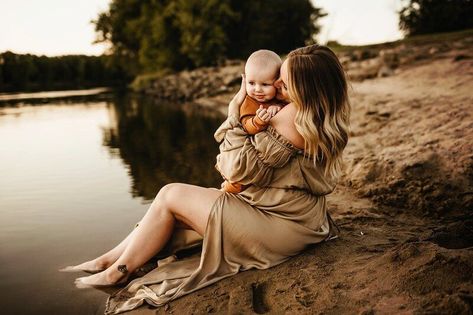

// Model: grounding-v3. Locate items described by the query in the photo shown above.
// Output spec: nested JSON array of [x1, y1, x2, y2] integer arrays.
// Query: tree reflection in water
[[102, 94, 224, 201]]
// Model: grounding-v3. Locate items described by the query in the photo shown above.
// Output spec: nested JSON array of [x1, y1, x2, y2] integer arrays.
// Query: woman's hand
[[234, 74, 247, 105], [228, 74, 246, 118]]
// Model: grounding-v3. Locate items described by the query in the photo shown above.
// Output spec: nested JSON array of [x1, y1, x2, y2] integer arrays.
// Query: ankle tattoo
[[117, 264, 128, 274]]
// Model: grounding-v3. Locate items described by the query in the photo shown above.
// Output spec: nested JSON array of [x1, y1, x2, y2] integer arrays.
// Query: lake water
[[0, 90, 223, 314]]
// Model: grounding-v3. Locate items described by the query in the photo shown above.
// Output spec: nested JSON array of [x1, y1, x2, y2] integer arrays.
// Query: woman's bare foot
[[74, 267, 128, 288], [59, 259, 108, 274]]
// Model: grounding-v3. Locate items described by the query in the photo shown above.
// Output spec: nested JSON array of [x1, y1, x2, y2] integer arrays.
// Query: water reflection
[[102, 94, 223, 201], [0, 91, 225, 315], [0, 87, 110, 101]]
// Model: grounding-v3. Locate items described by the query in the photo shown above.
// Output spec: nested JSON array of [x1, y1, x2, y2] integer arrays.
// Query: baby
[[221, 49, 286, 193]]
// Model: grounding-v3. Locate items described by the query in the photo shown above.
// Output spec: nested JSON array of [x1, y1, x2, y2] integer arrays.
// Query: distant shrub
[[399, 0, 473, 36]]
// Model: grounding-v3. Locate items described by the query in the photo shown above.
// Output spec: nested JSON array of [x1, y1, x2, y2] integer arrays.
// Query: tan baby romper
[[105, 115, 337, 314]]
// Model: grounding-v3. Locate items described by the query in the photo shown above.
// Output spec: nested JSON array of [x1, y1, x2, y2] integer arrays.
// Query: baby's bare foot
[[59, 259, 107, 273]]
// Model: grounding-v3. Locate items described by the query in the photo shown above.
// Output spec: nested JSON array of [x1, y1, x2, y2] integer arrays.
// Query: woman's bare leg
[[75, 184, 223, 287], [61, 195, 195, 273], [60, 228, 138, 273]]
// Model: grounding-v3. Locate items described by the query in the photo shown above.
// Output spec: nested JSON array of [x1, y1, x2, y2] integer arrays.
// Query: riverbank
[[126, 30, 473, 314]]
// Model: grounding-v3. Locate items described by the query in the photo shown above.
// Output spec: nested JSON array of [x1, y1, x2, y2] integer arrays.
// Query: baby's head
[[245, 50, 282, 102]]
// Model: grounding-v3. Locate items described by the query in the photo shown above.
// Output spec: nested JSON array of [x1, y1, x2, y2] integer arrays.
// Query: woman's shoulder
[[269, 103, 305, 150]]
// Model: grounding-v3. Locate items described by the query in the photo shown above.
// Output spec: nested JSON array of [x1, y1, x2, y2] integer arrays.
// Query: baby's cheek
[[267, 87, 277, 98]]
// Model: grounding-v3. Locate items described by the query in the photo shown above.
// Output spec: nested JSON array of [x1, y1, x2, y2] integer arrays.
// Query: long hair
[[287, 45, 350, 179]]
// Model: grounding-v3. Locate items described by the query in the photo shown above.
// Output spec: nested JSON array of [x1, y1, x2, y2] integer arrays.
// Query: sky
[[314, 0, 404, 45], [0, 0, 110, 56], [0, 0, 405, 56]]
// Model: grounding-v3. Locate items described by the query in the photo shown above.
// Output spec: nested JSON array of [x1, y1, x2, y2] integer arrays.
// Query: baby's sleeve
[[241, 115, 269, 134], [215, 126, 294, 187]]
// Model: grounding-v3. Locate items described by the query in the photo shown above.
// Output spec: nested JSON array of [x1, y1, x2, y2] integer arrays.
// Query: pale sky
[[314, 0, 404, 45], [0, 0, 110, 56], [0, 0, 404, 56]]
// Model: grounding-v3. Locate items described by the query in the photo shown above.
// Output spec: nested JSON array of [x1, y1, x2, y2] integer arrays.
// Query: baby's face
[[245, 63, 278, 102]]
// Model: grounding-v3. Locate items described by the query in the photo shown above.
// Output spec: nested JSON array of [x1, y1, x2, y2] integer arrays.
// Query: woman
[[62, 44, 350, 314]]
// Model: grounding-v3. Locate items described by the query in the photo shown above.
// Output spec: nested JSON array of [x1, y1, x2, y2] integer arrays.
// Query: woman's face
[[274, 59, 290, 102]]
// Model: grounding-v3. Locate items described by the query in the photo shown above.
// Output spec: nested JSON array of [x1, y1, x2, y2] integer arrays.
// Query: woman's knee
[[155, 183, 184, 209]]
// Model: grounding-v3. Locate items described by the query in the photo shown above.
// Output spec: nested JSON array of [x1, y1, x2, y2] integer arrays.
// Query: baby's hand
[[256, 105, 272, 123], [267, 105, 282, 117]]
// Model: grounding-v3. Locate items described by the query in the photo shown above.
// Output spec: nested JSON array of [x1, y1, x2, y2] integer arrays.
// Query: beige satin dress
[[105, 114, 337, 314]]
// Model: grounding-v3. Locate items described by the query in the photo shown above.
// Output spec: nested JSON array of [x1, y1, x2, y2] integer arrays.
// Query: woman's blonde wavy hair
[[286, 45, 350, 179]]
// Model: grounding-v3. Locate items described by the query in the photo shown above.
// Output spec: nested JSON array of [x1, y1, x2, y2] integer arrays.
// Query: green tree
[[94, 0, 145, 75], [137, 1, 190, 71], [94, 0, 236, 72], [93, 0, 325, 74], [170, 0, 236, 67], [399, 0, 473, 36], [225, 0, 325, 58]]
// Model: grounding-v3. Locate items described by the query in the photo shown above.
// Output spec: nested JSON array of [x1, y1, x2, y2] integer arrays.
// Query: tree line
[[0, 52, 129, 92]]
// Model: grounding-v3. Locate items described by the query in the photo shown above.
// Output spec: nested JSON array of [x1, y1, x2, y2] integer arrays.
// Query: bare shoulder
[[269, 103, 305, 149]]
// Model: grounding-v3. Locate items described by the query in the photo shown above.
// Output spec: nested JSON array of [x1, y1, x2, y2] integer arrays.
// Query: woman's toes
[[59, 266, 77, 272], [74, 274, 102, 288], [74, 276, 102, 289], [74, 277, 89, 289], [73, 270, 126, 288], [59, 260, 105, 273]]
